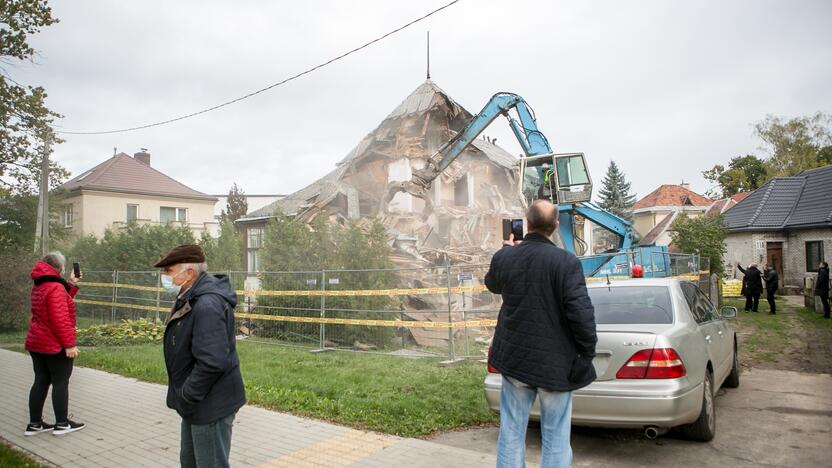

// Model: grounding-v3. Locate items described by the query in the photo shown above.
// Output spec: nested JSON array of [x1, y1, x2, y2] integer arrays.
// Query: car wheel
[[681, 371, 716, 442], [723, 341, 740, 389]]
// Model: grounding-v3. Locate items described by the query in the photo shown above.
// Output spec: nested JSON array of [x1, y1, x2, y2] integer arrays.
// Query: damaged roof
[[239, 79, 517, 223], [724, 164, 832, 231]]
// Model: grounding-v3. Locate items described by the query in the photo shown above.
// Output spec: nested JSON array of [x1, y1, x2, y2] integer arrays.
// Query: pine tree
[[597, 160, 636, 221], [221, 183, 248, 223]]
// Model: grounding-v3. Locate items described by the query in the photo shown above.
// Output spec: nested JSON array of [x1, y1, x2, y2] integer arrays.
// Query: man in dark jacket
[[738, 263, 763, 312], [816, 261, 830, 319], [763, 265, 779, 314], [486, 200, 597, 468], [155, 245, 245, 468]]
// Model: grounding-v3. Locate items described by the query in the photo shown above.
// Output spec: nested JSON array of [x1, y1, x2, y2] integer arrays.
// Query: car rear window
[[587, 286, 673, 324]]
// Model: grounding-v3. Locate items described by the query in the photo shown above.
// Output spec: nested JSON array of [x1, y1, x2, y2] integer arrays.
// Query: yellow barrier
[[75, 299, 167, 313], [73, 300, 498, 329], [235, 312, 497, 329], [721, 279, 743, 297], [81, 281, 489, 297]]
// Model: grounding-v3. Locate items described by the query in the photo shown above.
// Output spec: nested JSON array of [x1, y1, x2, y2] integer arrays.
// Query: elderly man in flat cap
[[155, 244, 245, 468]]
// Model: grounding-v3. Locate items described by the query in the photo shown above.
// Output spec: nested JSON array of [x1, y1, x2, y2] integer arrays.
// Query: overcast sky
[[10, 0, 832, 200]]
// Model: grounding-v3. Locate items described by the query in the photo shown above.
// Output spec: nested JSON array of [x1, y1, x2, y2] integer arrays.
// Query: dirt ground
[[746, 295, 832, 374], [430, 295, 832, 467]]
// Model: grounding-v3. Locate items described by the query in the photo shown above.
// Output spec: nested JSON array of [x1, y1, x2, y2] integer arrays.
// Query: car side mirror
[[720, 306, 738, 319]]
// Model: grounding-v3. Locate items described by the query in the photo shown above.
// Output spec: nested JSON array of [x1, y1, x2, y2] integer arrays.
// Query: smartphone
[[72, 262, 81, 278], [502, 218, 525, 241]]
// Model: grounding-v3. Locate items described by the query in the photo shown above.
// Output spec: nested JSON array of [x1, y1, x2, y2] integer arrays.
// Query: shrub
[[76, 318, 165, 346], [0, 248, 37, 331]]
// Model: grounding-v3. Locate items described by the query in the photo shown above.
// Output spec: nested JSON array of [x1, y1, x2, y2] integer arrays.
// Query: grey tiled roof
[[723, 164, 832, 231], [61, 153, 216, 200]]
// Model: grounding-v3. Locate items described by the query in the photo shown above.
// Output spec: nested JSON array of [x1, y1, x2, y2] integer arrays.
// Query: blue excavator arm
[[381, 91, 665, 277], [381, 93, 551, 207]]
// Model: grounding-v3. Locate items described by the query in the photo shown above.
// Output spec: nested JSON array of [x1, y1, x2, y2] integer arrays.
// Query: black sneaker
[[24, 422, 55, 436], [53, 420, 85, 435]]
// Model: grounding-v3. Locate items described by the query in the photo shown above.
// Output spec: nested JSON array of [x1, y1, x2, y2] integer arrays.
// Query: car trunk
[[592, 324, 673, 381]]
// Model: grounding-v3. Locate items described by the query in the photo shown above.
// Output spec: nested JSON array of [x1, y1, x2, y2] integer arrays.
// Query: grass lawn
[[723, 298, 792, 364], [0, 441, 41, 468], [73, 341, 497, 437]]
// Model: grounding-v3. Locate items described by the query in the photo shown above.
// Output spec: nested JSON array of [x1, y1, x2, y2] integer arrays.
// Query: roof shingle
[[62, 153, 216, 201], [724, 164, 832, 231], [633, 185, 712, 210]]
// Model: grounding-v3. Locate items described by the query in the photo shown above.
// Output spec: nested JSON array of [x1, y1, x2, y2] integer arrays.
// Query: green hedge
[[76, 318, 164, 346]]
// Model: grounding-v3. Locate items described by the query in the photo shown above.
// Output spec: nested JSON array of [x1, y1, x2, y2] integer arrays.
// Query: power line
[[57, 0, 462, 136]]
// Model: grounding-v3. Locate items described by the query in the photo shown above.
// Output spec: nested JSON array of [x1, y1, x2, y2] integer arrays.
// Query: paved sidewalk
[[0, 349, 495, 467]]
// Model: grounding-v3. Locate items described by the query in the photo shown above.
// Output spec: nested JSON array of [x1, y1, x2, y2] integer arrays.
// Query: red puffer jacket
[[25, 261, 78, 354]]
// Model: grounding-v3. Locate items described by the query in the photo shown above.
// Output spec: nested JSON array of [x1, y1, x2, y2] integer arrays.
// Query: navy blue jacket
[[164, 273, 245, 424], [486, 233, 597, 391], [816, 266, 830, 296]]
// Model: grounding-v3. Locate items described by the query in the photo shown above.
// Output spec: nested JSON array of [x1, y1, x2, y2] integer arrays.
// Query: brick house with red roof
[[60, 151, 218, 237], [631, 183, 713, 242]]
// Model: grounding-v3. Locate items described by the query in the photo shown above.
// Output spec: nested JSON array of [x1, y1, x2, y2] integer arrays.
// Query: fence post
[[445, 259, 454, 362], [155, 271, 161, 321], [111, 270, 118, 323], [320, 270, 326, 349]]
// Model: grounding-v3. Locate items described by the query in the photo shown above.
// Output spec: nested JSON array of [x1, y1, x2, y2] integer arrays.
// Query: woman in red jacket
[[24, 252, 86, 436]]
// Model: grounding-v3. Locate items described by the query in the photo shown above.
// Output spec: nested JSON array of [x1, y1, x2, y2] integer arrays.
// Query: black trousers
[[29, 350, 74, 424], [767, 290, 777, 314], [820, 293, 830, 318], [745, 294, 760, 312]]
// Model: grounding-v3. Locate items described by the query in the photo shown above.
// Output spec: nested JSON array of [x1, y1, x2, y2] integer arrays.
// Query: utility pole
[[33, 131, 52, 256]]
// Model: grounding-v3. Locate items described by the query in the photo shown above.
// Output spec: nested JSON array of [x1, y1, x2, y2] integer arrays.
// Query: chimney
[[680, 180, 690, 190], [134, 148, 151, 166]]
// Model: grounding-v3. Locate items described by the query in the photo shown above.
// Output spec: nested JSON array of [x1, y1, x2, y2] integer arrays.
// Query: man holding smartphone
[[486, 200, 597, 467]]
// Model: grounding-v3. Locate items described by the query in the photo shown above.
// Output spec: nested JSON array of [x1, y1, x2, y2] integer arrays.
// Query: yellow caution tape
[[75, 299, 167, 313], [235, 312, 497, 329], [82, 281, 163, 292], [81, 282, 490, 297], [74, 300, 498, 328]]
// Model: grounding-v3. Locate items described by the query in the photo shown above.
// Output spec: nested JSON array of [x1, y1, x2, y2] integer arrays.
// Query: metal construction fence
[[74, 255, 710, 360]]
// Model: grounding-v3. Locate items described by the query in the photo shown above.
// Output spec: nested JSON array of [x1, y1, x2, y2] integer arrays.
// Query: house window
[[247, 227, 264, 272], [63, 205, 73, 228], [127, 204, 139, 222], [806, 241, 824, 272], [454, 175, 469, 207], [160, 207, 187, 224]]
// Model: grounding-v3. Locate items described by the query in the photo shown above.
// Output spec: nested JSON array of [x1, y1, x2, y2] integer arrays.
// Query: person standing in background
[[816, 261, 830, 319], [24, 252, 86, 436], [738, 263, 763, 312], [763, 265, 779, 314]]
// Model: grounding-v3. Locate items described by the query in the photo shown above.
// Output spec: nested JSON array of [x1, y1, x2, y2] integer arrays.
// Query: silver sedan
[[484, 278, 740, 441]]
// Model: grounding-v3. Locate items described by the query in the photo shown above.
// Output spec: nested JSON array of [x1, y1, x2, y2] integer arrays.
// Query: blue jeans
[[180, 412, 235, 468], [497, 376, 573, 468]]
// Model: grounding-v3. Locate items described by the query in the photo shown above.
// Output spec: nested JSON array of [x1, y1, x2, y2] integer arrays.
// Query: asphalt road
[[430, 368, 831, 467]]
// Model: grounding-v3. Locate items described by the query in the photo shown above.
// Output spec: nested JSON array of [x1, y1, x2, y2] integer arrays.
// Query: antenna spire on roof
[[426, 30, 430, 80]]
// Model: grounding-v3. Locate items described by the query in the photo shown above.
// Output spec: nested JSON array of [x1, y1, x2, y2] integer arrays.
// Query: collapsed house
[[236, 79, 526, 348]]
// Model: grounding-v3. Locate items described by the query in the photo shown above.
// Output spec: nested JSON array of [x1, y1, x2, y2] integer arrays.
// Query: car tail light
[[486, 347, 500, 373], [616, 348, 686, 379]]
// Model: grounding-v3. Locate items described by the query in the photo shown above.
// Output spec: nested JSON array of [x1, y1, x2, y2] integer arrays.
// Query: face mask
[[161, 269, 186, 295]]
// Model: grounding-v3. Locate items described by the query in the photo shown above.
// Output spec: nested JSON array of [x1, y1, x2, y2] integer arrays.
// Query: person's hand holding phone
[[503, 233, 522, 247], [70, 261, 82, 284], [65, 347, 80, 358]]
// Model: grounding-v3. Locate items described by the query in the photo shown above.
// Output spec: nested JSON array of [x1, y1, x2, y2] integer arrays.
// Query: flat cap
[[153, 244, 206, 268]]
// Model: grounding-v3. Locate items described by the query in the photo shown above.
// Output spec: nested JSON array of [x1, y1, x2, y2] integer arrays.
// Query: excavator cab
[[519, 152, 592, 206]]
